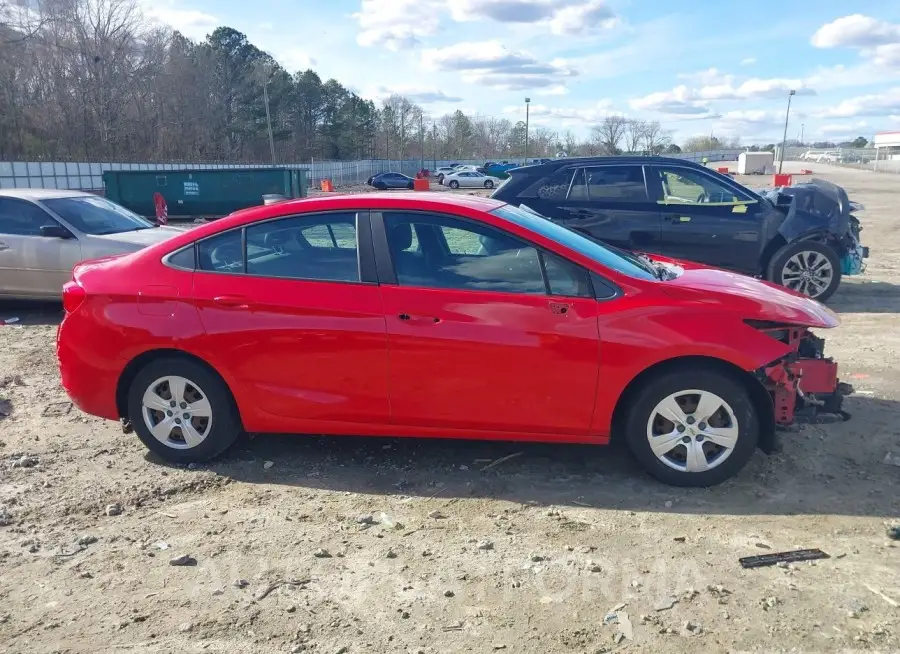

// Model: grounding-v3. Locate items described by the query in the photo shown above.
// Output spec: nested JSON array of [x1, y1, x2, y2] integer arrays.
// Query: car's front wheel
[[449, 180, 459, 189], [623, 368, 759, 486], [767, 241, 842, 301], [127, 357, 241, 463]]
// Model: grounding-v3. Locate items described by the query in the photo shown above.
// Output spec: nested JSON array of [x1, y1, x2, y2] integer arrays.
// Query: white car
[[0, 189, 183, 299], [442, 171, 502, 190], [433, 167, 457, 183]]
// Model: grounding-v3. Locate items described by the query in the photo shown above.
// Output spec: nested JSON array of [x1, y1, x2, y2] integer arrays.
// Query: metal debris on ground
[[253, 578, 311, 601], [887, 525, 900, 541], [481, 452, 523, 470], [739, 548, 830, 568]]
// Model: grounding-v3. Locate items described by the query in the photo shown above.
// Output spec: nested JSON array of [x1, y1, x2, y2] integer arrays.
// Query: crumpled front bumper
[[763, 357, 853, 424], [756, 329, 852, 425]]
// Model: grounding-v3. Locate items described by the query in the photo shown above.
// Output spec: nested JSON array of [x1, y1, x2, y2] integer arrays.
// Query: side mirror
[[40, 224, 73, 239]]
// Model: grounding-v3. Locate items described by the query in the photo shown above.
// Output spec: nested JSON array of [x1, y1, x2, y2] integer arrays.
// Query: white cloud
[[421, 41, 577, 90], [354, 0, 441, 50], [446, 0, 618, 36], [740, 57, 756, 66], [819, 120, 869, 135], [811, 14, 900, 49], [812, 15, 900, 72], [502, 99, 618, 125], [140, 1, 218, 40], [630, 73, 814, 115], [367, 85, 463, 104], [810, 87, 900, 119]]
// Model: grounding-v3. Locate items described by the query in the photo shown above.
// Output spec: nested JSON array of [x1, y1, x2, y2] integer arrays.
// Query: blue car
[[367, 172, 415, 190]]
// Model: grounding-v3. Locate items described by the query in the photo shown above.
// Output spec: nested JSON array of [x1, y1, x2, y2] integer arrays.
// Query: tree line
[[1, 0, 748, 165]]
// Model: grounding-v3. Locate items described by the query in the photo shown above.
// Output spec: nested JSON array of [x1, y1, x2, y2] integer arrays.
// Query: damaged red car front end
[[752, 322, 852, 425]]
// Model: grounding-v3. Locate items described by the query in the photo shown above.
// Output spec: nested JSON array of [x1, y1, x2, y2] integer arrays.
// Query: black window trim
[[165, 210, 378, 285], [566, 163, 651, 203], [370, 209, 619, 300]]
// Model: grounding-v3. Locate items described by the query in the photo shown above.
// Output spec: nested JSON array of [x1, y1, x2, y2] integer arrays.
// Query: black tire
[[449, 180, 459, 189], [375, 182, 387, 190], [127, 357, 241, 463], [623, 368, 759, 487], [484, 180, 494, 189], [437, 174, 444, 184], [407, 181, 414, 190], [767, 241, 842, 302]]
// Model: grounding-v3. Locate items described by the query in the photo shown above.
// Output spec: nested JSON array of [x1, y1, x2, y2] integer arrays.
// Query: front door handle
[[213, 295, 251, 309], [0, 242, 9, 252], [398, 313, 440, 324]]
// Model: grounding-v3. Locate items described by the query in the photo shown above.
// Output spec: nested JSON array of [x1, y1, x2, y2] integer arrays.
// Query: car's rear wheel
[[623, 368, 759, 486], [767, 241, 841, 301], [127, 357, 241, 463], [437, 174, 444, 184], [449, 180, 459, 189], [407, 181, 414, 190], [484, 180, 494, 189]]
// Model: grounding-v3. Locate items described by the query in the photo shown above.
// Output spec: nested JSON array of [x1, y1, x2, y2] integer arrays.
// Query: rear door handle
[[549, 302, 570, 315], [213, 295, 251, 309]]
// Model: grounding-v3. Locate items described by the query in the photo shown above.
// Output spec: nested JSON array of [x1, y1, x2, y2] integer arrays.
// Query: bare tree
[[591, 115, 628, 154], [624, 119, 647, 154], [642, 121, 672, 155]]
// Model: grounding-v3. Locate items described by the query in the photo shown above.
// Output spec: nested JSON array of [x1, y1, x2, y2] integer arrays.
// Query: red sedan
[[56, 193, 849, 486]]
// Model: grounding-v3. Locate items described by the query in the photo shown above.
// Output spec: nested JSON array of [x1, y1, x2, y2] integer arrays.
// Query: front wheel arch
[[611, 355, 776, 454], [116, 349, 242, 427]]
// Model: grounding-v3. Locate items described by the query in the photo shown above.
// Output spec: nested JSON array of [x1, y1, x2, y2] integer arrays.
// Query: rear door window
[[571, 166, 648, 202]]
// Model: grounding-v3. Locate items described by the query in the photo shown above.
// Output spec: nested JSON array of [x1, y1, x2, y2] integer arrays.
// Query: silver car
[[0, 189, 183, 299]]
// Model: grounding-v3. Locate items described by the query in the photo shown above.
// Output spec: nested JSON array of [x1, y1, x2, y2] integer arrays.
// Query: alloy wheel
[[646, 389, 739, 473], [141, 375, 213, 449], [782, 250, 834, 298]]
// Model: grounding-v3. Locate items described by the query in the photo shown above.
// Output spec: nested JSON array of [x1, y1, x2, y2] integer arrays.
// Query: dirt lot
[[1, 163, 899, 654]]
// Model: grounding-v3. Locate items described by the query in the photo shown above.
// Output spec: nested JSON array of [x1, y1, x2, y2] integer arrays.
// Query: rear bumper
[[57, 315, 121, 421]]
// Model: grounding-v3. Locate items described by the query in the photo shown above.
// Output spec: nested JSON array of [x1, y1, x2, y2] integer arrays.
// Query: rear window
[[521, 168, 574, 200]]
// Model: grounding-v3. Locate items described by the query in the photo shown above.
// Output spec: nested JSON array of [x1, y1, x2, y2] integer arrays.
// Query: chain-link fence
[[0, 150, 748, 192]]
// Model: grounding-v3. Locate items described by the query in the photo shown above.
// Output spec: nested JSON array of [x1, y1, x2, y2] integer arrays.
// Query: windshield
[[42, 196, 155, 235], [490, 204, 657, 281]]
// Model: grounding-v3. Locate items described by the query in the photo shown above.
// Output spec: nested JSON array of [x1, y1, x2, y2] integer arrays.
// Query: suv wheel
[[767, 241, 841, 301], [623, 368, 759, 487]]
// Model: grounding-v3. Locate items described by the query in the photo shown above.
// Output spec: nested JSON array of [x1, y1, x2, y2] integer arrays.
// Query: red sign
[[153, 192, 168, 225]]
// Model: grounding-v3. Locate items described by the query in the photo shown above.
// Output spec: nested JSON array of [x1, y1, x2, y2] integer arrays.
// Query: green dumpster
[[103, 167, 308, 218]]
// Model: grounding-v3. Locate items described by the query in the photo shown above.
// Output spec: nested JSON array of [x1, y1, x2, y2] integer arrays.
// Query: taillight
[[62, 281, 86, 313]]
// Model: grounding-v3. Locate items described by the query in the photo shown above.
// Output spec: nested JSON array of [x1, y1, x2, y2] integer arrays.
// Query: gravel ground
[[0, 162, 898, 654]]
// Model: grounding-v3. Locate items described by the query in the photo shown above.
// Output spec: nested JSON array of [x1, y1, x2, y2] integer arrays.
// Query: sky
[[143, 0, 900, 144]]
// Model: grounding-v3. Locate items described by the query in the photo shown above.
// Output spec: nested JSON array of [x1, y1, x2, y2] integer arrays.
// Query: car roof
[[232, 191, 504, 220], [0, 188, 95, 201], [513, 155, 706, 172]]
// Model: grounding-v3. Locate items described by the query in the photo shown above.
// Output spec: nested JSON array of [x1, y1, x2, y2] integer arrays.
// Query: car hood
[[90, 226, 185, 247], [659, 266, 840, 328]]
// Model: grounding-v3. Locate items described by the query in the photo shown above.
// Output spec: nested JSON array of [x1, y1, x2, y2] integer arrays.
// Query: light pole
[[779, 89, 796, 174], [524, 97, 531, 163]]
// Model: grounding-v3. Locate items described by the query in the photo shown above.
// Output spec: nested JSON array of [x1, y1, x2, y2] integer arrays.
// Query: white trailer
[[737, 151, 774, 174]]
